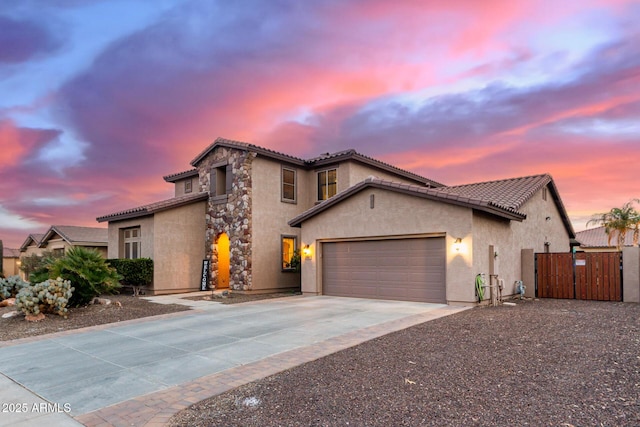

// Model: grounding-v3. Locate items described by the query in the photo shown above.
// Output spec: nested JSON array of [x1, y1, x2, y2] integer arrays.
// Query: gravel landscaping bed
[[170, 299, 640, 427], [0, 294, 191, 341]]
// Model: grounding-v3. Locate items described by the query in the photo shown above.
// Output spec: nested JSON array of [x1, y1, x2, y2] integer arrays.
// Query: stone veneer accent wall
[[197, 146, 255, 290]]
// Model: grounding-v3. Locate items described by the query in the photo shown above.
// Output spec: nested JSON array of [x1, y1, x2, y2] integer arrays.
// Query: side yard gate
[[536, 252, 622, 301]]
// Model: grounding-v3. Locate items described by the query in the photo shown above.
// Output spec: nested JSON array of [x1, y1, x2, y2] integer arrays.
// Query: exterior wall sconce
[[453, 238, 463, 252], [302, 244, 312, 259]]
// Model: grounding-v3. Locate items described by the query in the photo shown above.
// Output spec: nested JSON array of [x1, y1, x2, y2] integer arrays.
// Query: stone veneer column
[[197, 147, 254, 291]]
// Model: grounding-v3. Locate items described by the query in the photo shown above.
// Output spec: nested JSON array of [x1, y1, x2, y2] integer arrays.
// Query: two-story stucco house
[[97, 137, 575, 304]]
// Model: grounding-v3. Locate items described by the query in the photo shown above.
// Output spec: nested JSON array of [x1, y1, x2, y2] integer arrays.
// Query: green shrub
[[107, 258, 153, 287], [0, 275, 30, 299], [48, 247, 121, 306], [16, 277, 74, 318], [22, 251, 65, 284]]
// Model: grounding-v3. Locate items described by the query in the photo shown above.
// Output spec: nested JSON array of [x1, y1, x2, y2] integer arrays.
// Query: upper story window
[[123, 227, 141, 259], [317, 168, 337, 201], [282, 167, 296, 203], [210, 161, 233, 204], [184, 179, 192, 194], [542, 187, 548, 201]]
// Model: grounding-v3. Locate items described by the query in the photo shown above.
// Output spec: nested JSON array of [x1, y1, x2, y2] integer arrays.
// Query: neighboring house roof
[[289, 177, 528, 227], [576, 226, 636, 248], [189, 137, 443, 187], [437, 174, 575, 238], [2, 248, 20, 258], [97, 192, 208, 222], [163, 169, 199, 183], [19, 233, 45, 252], [39, 225, 108, 247]]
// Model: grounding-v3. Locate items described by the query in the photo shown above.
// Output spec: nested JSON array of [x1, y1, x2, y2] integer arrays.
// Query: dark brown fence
[[536, 252, 622, 301]]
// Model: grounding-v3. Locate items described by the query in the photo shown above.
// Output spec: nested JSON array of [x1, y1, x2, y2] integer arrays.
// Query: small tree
[[587, 199, 640, 250], [21, 251, 65, 283]]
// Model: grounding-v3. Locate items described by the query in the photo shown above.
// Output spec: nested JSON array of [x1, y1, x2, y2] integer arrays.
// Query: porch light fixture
[[302, 244, 312, 259], [453, 238, 463, 252]]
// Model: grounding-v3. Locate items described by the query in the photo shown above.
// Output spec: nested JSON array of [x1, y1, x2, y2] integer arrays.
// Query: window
[[281, 236, 297, 271], [282, 167, 296, 202], [123, 227, 141, 259], [53, 248, 65, 257], [317, 168, 337, 201], [542, 187, 548, 201], [184, 179, 192, 194], [210, 161, 232, 202]]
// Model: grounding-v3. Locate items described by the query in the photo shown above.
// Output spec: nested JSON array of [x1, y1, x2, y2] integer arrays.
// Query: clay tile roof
[[43, 225, 108, 246], [437, 174, 551, 212], [163, 169, 198, 182], [97, 192, 208, 223], [576, 226, 636, 248], [189, 137, 442, 187], [3, 248, 20, 258], [289, 176, 526, 227], [190, 137, 306, 167]]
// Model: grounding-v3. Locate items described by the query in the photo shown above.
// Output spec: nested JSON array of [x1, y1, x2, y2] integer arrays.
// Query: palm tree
[[587, 200, 640, 250]]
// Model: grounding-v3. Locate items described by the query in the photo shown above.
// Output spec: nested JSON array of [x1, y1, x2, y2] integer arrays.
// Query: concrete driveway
[[0, 295, 467, 426]]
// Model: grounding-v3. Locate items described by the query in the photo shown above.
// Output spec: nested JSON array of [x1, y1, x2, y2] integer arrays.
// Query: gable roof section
[[191, 137, 307, 168], [39, 225, 108, 247], [438, 174, 575, 238], [289, 177, 527, 227], [190, 137, 442, 187], [163, 169, 199, 183], [97, 192, 208, 223], [576, 226, 635, 248], [20, 233, 44, 252]]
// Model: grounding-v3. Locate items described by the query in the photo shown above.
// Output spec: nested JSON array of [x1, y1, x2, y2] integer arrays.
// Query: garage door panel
[[322, 238, 446, 303]]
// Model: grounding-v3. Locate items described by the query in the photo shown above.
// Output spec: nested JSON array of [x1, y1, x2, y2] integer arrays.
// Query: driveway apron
[[0, 295, 466, 426]]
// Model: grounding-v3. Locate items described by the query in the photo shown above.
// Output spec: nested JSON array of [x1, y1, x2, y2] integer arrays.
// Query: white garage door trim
[[321, 236, 446, 303]]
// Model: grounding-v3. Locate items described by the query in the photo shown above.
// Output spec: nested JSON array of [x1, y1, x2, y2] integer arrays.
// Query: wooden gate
[[536, 252, 622, 301]]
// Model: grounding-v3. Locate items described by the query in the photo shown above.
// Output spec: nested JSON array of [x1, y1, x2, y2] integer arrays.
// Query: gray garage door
[[322, 238, 446, 303]]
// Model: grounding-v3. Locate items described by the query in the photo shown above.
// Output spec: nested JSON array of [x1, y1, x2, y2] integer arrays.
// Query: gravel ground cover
[[0, 294, 191, 341], [170, 299, 640, 427]]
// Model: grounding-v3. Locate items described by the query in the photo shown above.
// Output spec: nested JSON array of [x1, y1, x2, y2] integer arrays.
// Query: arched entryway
[[216, 233, 230, 289]]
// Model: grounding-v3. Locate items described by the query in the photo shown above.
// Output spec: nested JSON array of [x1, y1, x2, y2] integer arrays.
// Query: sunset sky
[[1, 0, 639, 249]]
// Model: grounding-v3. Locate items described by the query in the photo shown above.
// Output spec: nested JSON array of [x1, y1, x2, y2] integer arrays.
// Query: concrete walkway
[[0, 295, 468, 426]]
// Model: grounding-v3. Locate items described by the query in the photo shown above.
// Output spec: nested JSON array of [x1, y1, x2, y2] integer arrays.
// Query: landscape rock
[[25, 313, 45, 322], [0, 298, 15, 307], [92, 298, 112, 305], [1, 310, 19, 319]]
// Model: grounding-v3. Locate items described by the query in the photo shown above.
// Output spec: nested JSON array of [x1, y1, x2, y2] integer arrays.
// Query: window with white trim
[[282, 167, 296, 202], [123, 227, 141, 259], [317, 168, 337, 201]]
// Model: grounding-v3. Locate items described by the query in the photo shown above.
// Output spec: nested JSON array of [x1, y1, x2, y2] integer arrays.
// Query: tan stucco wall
[[344, 160, 429, 187], [152, 201, 207, 294], [471, 185, 571, 297], [2, 257, 20, 277], [298, 188, 474, 304], [174, 177, 198, 197], [623, 247, 640, 303], [251, 157, 303, 291], [106, 216, 155, 259]]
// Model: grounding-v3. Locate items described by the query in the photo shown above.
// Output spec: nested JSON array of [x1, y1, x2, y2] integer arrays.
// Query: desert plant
[[0, 275, 30, 300], [587, 199, 640, 249], [21, 251, 65, 283], [15, 277, 74, 318], [48, 247, 121, 306]]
